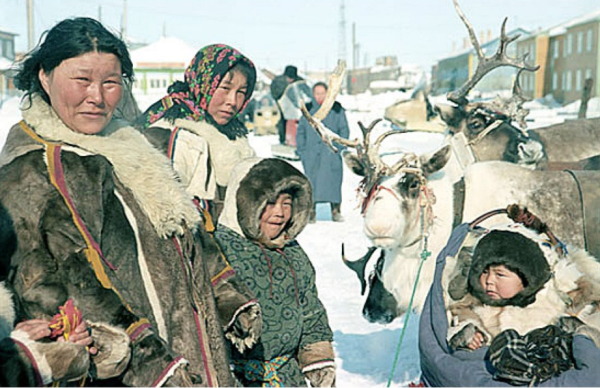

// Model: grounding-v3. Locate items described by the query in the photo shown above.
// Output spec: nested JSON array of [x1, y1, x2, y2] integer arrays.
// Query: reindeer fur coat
[[0, 96, 255, 386]]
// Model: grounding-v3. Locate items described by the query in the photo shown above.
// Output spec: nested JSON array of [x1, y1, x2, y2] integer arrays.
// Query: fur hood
[[1, 95, 200, 238], [452, 223, 600, 310], [218, 157, 312, 248]]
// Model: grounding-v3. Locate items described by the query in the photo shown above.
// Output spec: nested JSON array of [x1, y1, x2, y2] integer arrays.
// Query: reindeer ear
[[342, 150, 367, 177], [436, 103, 465, 132], [420, 144, 451, 176]]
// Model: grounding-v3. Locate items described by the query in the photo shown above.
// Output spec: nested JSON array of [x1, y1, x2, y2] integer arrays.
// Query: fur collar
[[19, 95, 200, 237], [154, 118, 255, 186]]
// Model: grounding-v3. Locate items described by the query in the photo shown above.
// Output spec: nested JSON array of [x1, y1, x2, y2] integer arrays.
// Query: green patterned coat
[[215, 158, 335, 387]]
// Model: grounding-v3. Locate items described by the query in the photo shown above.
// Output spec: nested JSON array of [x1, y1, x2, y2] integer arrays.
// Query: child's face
[[259, 193, 293, 240], [479, 264, 524, 300]]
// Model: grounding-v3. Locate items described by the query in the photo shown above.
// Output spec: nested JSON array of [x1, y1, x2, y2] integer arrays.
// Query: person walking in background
[[271, 65, 312, 146], [296, 82, 350, 223], [137, 44, 257, 221], [215, 157, 337, 387]]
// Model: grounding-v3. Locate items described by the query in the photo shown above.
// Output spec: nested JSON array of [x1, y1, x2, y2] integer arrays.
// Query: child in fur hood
[[215, 157, 336, 387], [446, 223, 600, 385]]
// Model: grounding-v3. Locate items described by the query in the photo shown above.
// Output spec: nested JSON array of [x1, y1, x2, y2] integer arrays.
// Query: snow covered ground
[[0, 89, 597, 386]]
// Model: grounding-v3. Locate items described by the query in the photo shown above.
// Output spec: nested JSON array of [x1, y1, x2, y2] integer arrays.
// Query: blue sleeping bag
[[418, 223, 600, 387]]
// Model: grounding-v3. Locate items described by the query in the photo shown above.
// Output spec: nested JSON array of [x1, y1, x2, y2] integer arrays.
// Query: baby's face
[[479, 264, 524, 300]]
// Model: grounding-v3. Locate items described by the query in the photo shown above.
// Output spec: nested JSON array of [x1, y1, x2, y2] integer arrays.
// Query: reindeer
[[301, 59, 600, 325], [436, 0, 600, 171]]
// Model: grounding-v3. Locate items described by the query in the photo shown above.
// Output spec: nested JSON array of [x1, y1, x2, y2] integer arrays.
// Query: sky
[[1, 0, 600, 74]]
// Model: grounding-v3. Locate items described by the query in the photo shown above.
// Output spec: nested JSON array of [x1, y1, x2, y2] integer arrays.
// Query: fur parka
[[215, 158, 335, 387], [0, 96, 245, 386], [446, 223, 600, 348]]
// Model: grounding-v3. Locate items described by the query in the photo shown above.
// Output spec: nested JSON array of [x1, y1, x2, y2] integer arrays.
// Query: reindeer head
[[436, 0, 546, 169]]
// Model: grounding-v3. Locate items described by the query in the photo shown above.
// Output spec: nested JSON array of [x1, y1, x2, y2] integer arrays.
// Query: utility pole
[[352, 22, 356, 70], [121, 0, 128, 41], [338, 0, 347, 64], [26, 0, 34, 50], [98, 5, 102, 22]]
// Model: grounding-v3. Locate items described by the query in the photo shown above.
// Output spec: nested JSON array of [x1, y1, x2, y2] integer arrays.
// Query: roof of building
[[549, 8, 600, 36], [130, 36, 197, 68], [438, 28, 530, 63]]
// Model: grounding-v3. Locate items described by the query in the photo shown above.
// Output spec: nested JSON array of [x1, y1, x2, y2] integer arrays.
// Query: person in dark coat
[[215, 157, 336, 387], [418, 223, 600, 387], [296, 82, 350, 222]]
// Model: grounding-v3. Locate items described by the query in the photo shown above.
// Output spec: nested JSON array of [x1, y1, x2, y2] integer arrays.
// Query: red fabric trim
[[129, 323, 152, 341], [193, 311, 214, 387], [51, 146, 115, 270], [151, 355, 184, 387]]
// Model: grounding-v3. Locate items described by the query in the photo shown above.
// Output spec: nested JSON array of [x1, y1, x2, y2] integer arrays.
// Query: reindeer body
[[351, 144, 594, 323]]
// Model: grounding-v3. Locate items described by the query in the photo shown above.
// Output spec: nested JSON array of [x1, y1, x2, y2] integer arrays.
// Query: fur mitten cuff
[[10, 329, 89, 385], [299, 341, 336, 386], [225, 303, 262, 353], [88, 321, 131, 379]]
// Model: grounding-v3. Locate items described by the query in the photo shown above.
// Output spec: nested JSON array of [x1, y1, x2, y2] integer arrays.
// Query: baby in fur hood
[[445, 223, 600, 351]]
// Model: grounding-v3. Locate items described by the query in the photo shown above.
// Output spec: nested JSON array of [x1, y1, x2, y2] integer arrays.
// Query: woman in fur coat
[[0, 17, 256, 386], [137, 44, 257, 222], [214, 157, 336, 387]]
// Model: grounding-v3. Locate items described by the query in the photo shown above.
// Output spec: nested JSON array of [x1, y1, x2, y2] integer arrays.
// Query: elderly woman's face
[[207, 69, 248, 125], [39, 52, 123, 134]]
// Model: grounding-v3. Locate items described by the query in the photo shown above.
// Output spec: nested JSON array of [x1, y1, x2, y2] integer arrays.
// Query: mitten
[[225, 304, 262, 353], [10, 328, 89, 384], [299, 341, 336, 387], [88, 321, 131, 379]]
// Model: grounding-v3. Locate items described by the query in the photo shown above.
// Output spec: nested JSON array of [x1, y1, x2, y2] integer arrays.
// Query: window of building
[[552, 72, 558, 90], [577, 31, 583, 53], [567, 34, 573, 55], [576, 69, 582, 91], [553, 40, 559, 58], [566, 71, 572, 91], [585, 68, 592, 82], [563, 37, 568, 56], [562, 71, 566, 90], [588, 29, 593, 51]]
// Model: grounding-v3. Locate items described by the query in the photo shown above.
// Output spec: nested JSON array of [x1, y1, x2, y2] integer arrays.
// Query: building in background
[[0, 28, 17, 105], [516, 9, 600, 104], [130, 36, 196, 96], [432, 28, 531, 96]]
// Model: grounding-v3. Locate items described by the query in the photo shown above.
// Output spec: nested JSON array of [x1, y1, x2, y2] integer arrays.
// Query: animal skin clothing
[[215, 158, 335, 387], [0, 95, 254, 386]]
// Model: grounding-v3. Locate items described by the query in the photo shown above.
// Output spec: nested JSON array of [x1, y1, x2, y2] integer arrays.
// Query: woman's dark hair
[[14, 17, 134, 104], [230, 61, 256, 100], [312, 81, 328, 92]]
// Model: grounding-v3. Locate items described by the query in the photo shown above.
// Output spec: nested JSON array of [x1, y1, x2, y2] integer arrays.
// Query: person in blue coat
[[296, 82, 350, 222], [418, 223, 600, 387]]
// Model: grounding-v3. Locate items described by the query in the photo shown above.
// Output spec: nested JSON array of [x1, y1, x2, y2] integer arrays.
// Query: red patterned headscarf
[[138, 44, 256, 139]]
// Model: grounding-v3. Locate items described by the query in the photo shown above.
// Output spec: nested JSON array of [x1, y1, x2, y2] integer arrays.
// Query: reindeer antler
[[447, 0, 539, 105], [488, 68, 532, 130], [300, 60, 360, 152]]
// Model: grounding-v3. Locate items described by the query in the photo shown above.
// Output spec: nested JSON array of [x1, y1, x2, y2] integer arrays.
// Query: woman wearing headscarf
[[137, 44, 257, 222], [0, 18, 253, 386]]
